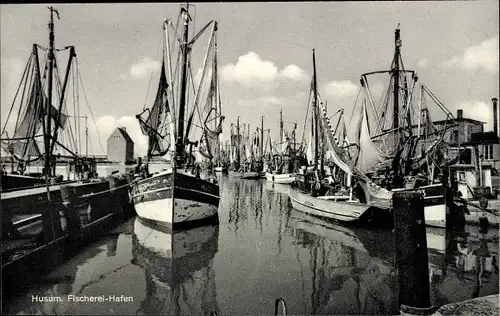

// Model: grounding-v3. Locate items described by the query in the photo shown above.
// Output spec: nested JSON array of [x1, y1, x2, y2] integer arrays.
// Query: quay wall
[[1, 176, 136, 299]]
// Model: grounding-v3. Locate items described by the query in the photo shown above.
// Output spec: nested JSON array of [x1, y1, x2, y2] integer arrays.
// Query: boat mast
[[176, 4, 191, 166], [393, 25, 401, 143], [280, 109, 284, 155], [312, 49, 319, 170], [320, 100, 327, 174], [260, 116, 264, 164], [45, 7, 58, 178], [236, 116, 240, 167]]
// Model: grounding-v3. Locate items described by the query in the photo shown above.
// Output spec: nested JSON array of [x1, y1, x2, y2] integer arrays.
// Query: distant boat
[[228, 117, 261, 179], [265, 110, 298, 185], [1, 7, 99, 191], [131, 4, 223, 229]]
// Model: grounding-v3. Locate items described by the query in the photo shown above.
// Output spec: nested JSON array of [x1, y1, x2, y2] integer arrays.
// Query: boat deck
[[1, 185, 61, 201]]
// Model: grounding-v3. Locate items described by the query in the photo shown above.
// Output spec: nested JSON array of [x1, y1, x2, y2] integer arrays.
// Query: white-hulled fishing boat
[[131, 4, 224, 229]]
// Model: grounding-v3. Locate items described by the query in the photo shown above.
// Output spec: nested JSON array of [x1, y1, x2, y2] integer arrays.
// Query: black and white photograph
[[1, 2, 499, 315]]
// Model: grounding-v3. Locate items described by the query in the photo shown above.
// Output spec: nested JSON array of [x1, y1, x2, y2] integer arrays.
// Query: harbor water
[[3, 165, 499, 315]]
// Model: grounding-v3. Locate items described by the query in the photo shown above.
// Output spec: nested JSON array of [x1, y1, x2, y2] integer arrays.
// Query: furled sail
[[354, 100, 386, 174], [281, 129, 289, 156], [1, 45, 68, 162]]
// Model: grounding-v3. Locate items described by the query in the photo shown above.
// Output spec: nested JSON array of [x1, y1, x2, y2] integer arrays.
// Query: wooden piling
[[60, 185, 82, 243], [108, 176, 124, 220], [393, 191, 437, 315]]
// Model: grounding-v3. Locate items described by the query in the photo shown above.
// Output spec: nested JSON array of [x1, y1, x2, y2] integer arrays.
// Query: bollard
[[60, 185, 82, 244], [108, 176, 125, 220], [392, 191, 436, 315], [41, 206, 58, 244]]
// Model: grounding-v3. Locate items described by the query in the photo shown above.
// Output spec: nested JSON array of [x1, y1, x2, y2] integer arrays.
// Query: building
[[447, 98, 500, 199], [107, 127, 135, 164]]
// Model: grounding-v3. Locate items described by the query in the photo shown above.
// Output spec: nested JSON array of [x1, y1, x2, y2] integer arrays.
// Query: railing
[[4, 177, 136, 262]]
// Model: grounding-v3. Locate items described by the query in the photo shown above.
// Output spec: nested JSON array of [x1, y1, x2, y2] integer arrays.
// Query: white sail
[[306, 129, 314, 165]]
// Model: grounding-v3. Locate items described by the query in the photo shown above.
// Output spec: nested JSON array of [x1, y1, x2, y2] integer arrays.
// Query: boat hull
[[288, 188, 386, 223], [131, 169, 220, 230], [361, 182, 448, 228], [1, 174, 46, 191], [265, 172, 295, 184], [228, 171, 260, 179]]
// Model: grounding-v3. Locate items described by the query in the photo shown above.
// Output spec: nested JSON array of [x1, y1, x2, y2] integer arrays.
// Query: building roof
[[463, 131, 500, 146], [433, 117, 485, 126], [107, 127, 134, 144], [117, 127, 134, 144]]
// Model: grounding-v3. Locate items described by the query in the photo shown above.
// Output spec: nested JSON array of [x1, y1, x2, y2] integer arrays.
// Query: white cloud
[[221, 52, 308, 86], [280, 64, 308, 81], [92, 115, 148, 157], [460, 100, 494, 131], [122, 57, 161, 80], [258, 96, 283, 105], [222, 52, 277, 84], [442, 37, 499, 73], [418, 58, 429, 69], [323, 80, 359, 99]]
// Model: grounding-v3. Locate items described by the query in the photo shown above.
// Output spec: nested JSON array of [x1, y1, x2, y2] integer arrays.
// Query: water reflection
[[288, 210, 398, 315], [2, 233, 121, 315], [131, 218, 219, 316], [2, 176, 498, 315], [430, 227, 499, 307]]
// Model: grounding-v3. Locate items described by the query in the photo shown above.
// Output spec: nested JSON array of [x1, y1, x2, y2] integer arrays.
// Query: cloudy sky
[[1, 2, 498, 157]]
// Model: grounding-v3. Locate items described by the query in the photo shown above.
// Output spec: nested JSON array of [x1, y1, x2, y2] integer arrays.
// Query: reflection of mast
[[258, 182, 263, 234], [277, 192, 284, 254], [234, 181, 240, 235], [292, 229, 308, 314], [310, 245, 318, 315]]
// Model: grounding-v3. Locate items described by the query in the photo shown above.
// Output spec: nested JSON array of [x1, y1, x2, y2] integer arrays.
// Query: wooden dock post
[[60, 185, 82, 243], [393, 191, 437, 315], [108, 176, 124, 221]]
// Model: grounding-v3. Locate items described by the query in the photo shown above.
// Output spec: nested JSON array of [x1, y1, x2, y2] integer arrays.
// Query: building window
[[483, 144, 494, 160], [452, 130, 459, 143], [458, 171, 465, 182], [458, 148, 472, 165]]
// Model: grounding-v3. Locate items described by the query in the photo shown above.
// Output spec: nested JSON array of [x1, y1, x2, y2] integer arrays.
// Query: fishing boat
[[131, 4, 223, 229], [347, 25, 466, 228], [265, 110, 299, 184], [132, 217, 219, 315], [0, 7, 100, 192], [214, 141, 228, 172], [228, 117, 260, 179], [289, 49, 390, 225]]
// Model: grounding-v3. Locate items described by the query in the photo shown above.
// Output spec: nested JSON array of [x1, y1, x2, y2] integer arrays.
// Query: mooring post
[[393, 191, 437, 315], [41, 205, 58, 244], [108, 176, 124, 221], [60, 185, 82, 244]]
